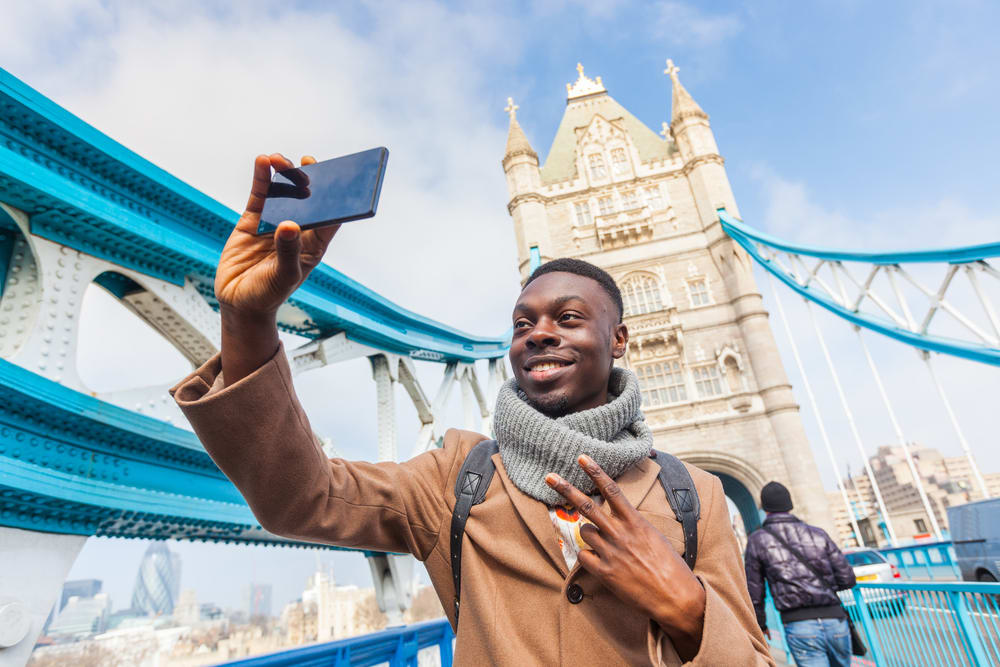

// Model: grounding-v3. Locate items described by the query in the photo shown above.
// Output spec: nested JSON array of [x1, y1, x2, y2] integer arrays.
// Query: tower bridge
[[0, 66, 508, 663], [0, 60, 997, 666]]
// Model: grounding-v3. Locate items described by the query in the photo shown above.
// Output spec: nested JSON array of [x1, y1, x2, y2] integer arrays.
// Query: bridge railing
[[880, 541, 961, 581], [768, 581, 1000, 666], [220, 618, 454, 667]]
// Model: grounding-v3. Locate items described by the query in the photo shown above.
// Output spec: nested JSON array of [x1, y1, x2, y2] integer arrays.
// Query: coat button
[[567, 583, 584, 604]]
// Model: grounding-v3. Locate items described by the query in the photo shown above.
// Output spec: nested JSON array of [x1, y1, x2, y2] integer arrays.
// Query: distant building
[[48, 592, 111, 639], [829, 444, 989, 546], [130, 542, 182, 616], [200, 602, 224, 621], [44, 579, 102, 633], [244, 583, 273, 619], [59, 579, 102, 613], [173, 589, 200, 626]]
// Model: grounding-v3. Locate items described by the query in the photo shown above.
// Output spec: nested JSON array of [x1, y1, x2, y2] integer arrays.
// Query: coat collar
[[493, 452, 661, 578], [763, 512, 799, 526]]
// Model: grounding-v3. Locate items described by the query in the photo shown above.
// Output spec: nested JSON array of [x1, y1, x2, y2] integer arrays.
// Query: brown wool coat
[[170, 344, 774, 666]]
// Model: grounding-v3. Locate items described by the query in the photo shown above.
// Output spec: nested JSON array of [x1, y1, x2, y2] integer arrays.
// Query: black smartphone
[[256, 147, 389, 235]]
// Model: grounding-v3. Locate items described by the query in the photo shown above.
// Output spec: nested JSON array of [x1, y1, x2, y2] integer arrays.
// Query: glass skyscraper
[[130, 542, 182, 616]]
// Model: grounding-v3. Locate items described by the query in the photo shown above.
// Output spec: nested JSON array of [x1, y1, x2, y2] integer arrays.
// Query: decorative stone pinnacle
[[566, 62, 607, 100], [505, 97, 519, 121], [660, 122, 670, 138], [665, 58, 680, 82]]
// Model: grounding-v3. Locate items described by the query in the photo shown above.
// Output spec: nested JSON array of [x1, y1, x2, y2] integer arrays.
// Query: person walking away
[[744, 481, 857, 666]]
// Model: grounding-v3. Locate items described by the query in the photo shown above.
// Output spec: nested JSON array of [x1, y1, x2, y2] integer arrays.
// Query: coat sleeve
[[169, 343, 468, 559], [744, 534, 768, 631], [826, 532, 857, 592], [648, 475, 775, 666]]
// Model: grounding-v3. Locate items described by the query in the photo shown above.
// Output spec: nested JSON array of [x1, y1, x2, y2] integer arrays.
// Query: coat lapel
[[613, 456, 662, 515], [492, 453, 663, 579], [494, 453, 571, 577]]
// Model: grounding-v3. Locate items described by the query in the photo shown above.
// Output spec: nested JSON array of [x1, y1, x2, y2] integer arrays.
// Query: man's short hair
[[524, 258, 624, 322]]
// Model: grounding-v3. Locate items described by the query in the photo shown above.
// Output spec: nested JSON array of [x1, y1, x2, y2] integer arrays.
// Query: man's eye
[[559, 313, 581, 321], [514, 320, 531, 328]]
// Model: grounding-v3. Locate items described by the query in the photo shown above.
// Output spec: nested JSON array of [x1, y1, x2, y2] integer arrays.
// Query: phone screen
[[256, 147, 388, 234]]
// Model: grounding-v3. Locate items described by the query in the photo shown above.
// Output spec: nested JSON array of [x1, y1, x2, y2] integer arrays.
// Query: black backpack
[[449, 439, 700, 621]]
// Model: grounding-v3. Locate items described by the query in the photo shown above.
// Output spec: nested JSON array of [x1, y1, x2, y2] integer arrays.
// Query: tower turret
[[501, 98, 551, 278], [666, 59, 833, 533], [664, 59, 737, 224]]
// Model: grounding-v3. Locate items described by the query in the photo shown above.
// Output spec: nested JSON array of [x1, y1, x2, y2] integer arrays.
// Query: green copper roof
[[539, 92, 678, 185]]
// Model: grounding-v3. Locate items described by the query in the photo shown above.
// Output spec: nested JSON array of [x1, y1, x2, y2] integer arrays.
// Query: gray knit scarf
[[492, 367, 654, 506]]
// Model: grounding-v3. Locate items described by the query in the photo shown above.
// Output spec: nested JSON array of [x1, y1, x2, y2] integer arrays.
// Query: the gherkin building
[[131, 542, 182, 616]]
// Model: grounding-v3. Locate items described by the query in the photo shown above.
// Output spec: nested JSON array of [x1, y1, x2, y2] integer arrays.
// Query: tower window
[[597, 196, 615, 216], [636, 360, 688, 406], [692, 364, 723, 398], [688, 279, 710, 306], [622, 190, 640, 210], [588, 154, 607, 180], [622, 275, 664, 317], [574, 201, 593, 226], [610, 148, 629, 176], [529, 246, 542, 271], [644, 186, 665, 210]]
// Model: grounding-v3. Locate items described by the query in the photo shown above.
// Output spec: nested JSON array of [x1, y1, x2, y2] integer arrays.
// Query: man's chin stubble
[[527, 394, 570, 418]]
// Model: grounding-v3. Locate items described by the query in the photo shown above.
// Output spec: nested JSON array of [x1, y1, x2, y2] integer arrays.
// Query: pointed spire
[[503, 97, 537, 162], [664, 59, 707, 123]]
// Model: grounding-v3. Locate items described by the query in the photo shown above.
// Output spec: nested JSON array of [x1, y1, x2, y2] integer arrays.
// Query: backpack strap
[[450, 438, 499, 624], [651, 450, 700, 570]]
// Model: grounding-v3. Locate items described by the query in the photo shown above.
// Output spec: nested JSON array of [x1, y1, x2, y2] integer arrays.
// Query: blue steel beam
[[0, 355, 354, 550], [718, 209, 1000, 367], [0, 67, 509, 363]]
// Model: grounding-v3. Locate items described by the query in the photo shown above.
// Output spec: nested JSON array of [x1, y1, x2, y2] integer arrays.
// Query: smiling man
[[170, 154, 773, 665]]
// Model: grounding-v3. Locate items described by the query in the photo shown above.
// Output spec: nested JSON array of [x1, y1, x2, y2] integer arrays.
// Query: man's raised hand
[[545, 455, 707, 661], [215, 154, 339, 316], [216, 154, 340, 386]]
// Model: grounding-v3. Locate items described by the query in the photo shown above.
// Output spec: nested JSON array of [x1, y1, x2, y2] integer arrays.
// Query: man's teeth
[[532, 362, 565, 371]]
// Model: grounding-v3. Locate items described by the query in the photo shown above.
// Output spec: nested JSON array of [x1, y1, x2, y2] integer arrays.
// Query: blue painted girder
[[0, 355, 355, 549], [718, 209, 1000, 366], [0, 67, 509, 363]]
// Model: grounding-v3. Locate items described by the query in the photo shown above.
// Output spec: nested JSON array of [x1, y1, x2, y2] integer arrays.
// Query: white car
[[840, 548, 907, 614]]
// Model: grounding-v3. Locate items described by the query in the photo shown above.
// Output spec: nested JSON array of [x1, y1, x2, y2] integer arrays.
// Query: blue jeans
[[784, 618, 851, 667]]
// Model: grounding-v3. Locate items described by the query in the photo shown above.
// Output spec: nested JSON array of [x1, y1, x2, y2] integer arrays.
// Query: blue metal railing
[[881, 541, 961, 581], [221, 618, 454, 666], [767, 581, 1000, 666]]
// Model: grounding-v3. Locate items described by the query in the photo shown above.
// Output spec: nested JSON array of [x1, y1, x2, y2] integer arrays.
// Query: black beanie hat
[[760, 481, 793, 513]]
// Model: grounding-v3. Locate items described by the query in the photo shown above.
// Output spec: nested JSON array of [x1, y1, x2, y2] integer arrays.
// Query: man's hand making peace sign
[[546, 454, 708, 661]]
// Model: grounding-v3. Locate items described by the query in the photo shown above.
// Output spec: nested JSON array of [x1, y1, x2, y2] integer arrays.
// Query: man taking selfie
[[170, 154, 773, 665]]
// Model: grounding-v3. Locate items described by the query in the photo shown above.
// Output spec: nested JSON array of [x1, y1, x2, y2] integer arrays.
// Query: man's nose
[[526, 321, 560, 348]]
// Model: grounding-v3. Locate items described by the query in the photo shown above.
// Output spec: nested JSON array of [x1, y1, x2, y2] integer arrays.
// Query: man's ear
[[612, 322, 628, 359]]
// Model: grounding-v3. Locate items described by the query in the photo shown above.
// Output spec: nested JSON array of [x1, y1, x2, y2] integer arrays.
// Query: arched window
[[622, 274, 664, 317], [692, 364, 723, 397], [588, 154, 607, 180], [636, 360, 687, 406], [610, 147, 629, 176]]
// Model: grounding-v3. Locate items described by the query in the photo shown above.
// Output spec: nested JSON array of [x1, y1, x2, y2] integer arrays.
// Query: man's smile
[[525, 356, 575, 382]]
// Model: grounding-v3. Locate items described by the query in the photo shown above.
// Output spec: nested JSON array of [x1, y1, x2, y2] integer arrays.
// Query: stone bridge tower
[[501, 62, 834, 535]]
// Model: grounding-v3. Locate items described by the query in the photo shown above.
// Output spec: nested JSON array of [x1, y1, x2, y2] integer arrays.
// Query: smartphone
[[256, 147, 389, 235]]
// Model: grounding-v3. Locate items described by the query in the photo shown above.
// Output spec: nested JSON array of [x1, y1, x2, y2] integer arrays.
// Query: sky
[[2, 0, 999, 614]]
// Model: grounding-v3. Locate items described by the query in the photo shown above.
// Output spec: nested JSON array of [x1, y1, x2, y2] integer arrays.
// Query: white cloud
[[653, 2, 743, 46]]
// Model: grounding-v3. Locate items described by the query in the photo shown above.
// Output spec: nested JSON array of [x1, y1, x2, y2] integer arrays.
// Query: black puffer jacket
[[744, 513, 856, 631]]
